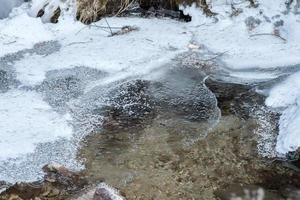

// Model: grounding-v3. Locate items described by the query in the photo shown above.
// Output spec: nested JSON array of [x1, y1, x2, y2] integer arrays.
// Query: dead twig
[[250, 33, 287, 42], [89, 25, 124, 29], [104, 17, 113, 36], [66, 40, 93, 47]]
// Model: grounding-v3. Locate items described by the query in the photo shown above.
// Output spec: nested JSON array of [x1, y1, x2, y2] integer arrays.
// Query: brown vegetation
[[76, 0, 215, 24]]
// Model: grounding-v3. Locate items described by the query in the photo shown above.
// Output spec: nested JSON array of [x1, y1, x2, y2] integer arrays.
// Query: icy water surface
[[76, 70, 300, 199]]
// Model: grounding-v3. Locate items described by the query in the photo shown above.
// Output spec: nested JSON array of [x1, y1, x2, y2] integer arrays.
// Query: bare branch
[[249, 33, 287, 42]]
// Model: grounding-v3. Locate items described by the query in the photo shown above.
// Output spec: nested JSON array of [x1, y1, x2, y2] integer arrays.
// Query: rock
[[102, 66, 220, 130], [102, 80, 155, 130], [36, 9, 45, 17], [150, 66, 220, 121], [205, 78, 253, 116], [94, 188, 112, 200], [31, 0, 61, 23], [93, 183, 125, 200], [0, 181, 11, 194], [286, 148, 300, 170], [0, 164, 87, 200], [42, 163, 87, 188], [50, 7, 61, 23]]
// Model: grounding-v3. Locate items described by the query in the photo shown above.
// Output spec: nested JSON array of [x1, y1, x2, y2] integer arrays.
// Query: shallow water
[[76, 75, 300, 200]]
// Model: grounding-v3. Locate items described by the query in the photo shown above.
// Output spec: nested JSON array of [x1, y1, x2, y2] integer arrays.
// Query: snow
[[0, 89, 72, 160], [266, 71, 300, 154], [13, 16, 190, 86], [28, 0, 61, 23], [1, 0, 300, 182], [0, 12, 54, 57], [183, 1, 300, 71]]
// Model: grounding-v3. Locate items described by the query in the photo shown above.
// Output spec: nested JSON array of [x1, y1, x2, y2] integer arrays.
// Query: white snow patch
[[266, 71, 300, 154], [182, 1, 300, 71], [13, 17, 190, 86], [0, 89, 72, 160], [0, 12, 54, 57]]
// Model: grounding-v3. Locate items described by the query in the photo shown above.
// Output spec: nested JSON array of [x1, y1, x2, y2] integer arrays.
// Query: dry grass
[[76, 0, 135, 24], [76, 0, 107, 24], [76, 0, 215, 24]]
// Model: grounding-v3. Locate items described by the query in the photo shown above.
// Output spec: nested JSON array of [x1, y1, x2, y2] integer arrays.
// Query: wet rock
[[103, 80, 155, 130], [72, 183, 125, 200], [205, 78, 253, 116], [204, 78, 277, 120], [94, 188, 112, 200], [42, 163, 87, 188], [150, 67, 220, 121], [0, 181, 10, 194], [286, 148, 300, 170], [93, 183, 125, 200], [0, 164, 87, 200], [101, 66, 220, 131]]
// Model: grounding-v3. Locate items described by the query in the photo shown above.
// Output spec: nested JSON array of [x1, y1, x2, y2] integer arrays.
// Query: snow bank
[[183, 1, 300, 72], [266, 71, 300, 154], [0, 13, 54, 57]]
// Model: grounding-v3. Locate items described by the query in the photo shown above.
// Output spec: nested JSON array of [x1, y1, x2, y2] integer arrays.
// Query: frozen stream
[[1, 0, 300, 186]]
